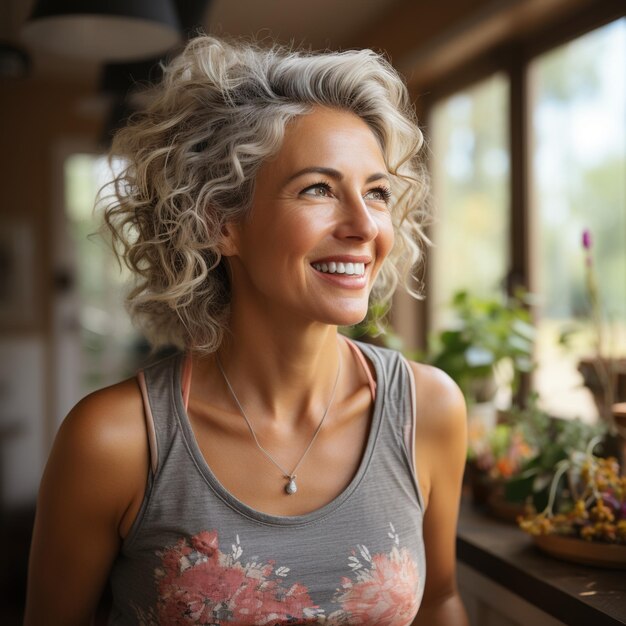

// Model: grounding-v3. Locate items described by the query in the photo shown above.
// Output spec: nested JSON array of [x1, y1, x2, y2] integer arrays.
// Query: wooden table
[[456, 498, 626, 626]]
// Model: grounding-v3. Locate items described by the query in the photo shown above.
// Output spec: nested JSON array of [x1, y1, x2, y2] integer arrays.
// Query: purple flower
[[582, 229, 592, 250]]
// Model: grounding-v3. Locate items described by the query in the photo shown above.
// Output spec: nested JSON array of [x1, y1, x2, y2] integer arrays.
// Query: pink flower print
[[334, 545, 420, 625], [191, 529, 219, 556], [153, 530, 318, 624]]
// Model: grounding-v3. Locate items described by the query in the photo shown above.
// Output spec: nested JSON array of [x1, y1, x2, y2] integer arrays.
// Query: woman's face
[[223, 106, 394, 328]]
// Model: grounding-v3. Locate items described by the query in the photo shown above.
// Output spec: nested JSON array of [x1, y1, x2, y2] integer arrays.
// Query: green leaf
[[504, 473, 535, 502]]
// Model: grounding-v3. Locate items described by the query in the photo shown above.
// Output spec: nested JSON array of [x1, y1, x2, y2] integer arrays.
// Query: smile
[[312, 261, 366, 276]]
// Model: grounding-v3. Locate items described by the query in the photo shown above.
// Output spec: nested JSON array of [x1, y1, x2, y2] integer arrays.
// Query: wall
[[0, 76, 102, 508]]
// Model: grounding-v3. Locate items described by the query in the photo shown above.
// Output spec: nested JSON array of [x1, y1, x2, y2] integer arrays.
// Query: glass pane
[[530, 19, 626, 420], [430, 73, 511, 329], [64, 154, 141, 395]]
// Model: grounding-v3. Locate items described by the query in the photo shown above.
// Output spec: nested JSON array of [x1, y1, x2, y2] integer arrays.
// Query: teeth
[[313, 261, 366, 276]]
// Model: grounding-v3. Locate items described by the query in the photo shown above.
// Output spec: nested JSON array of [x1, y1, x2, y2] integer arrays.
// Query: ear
[[218, 221, 240, 257]]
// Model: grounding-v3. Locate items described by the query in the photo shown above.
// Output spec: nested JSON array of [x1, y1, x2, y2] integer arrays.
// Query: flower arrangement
[[467, 394, 607, 513], [518, 437, 626, 545], [467, 421, 536, 481]]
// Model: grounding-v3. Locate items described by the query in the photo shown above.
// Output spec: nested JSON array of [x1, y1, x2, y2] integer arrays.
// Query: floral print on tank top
[[133, 523, 420, 625]]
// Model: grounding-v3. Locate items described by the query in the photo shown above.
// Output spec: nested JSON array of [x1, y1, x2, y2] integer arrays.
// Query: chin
[[316, 305, 369, 328]]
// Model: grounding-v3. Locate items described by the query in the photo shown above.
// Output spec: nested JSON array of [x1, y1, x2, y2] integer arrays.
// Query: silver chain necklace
[[215, 350, 341, 495]]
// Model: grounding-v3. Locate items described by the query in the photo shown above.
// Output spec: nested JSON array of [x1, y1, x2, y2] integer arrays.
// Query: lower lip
[[311, 266, 368, 289]]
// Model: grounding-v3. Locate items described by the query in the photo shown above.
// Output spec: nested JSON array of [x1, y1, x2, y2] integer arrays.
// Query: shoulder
[[46, 378, 148, 529], [60, 377, 146, 455], [406, 361, 467, 512], [407, 360, 467, 439]]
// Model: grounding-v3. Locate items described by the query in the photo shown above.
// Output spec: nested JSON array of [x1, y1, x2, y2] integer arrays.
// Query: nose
[[335, 192, 379, 242]]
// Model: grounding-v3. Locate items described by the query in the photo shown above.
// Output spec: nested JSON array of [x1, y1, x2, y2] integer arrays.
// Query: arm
[[24, 379, 148, 626], [409, 362, 470, 626]]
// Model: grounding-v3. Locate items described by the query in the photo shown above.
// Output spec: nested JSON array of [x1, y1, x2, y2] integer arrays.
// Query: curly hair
[[102, 35, 430, 354]]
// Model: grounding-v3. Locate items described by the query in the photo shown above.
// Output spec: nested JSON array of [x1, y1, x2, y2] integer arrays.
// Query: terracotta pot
[[465, 461, 498, 506], [578, 357, 626, 416], [612, 403, 626, 476]]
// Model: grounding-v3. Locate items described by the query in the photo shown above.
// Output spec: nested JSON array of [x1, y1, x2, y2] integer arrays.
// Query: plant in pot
[[468, 394, 608, 521], [503, 401, 607, 514], [567, 230, 626, 422], [426, 288, 536, 414], [425, 288, 536, 505], [518, 436, 626, 567]]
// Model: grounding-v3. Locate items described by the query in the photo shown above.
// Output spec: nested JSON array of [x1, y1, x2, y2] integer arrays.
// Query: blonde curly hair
[[102, 35, 430, 354]]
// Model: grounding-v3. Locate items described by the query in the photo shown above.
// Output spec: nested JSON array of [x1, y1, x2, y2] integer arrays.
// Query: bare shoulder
[[25, 379, 148, 623], [47, 377, 149, 529], [59, 378, 146, 465], [407, 360, 467, 438], [406, 360, 467, 513]]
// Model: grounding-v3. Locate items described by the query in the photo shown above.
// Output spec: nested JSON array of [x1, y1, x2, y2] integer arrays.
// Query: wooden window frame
[[413, 1, 625, 403]]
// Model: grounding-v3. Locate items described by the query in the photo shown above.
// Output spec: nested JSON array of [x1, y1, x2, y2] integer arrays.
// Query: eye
[[365, 186, 392, 204], [301, 181, 334, 198]]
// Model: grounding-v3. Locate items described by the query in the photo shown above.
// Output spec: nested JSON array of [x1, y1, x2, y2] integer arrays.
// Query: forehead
[[263, 107, 388, 179]]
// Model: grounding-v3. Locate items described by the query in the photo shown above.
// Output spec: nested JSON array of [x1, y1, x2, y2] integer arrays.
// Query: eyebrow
[[284, 166, 390, 185]]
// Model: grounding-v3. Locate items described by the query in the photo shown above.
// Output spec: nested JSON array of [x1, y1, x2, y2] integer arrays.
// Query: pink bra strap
[[343, 338, 377, 401], [180, 339, 378, 411], [181, 353, 192, 412], [137, 370, 159, 475]]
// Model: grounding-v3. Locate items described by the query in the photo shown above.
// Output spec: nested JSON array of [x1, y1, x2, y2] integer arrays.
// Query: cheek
[[377, 214, 395, 259]]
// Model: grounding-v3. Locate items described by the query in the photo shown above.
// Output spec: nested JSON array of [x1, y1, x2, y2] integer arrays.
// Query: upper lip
[[310, 255, 372, 265]]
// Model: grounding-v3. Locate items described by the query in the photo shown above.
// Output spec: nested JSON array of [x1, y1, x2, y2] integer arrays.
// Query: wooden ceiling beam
[[351, 0, 620, 91]]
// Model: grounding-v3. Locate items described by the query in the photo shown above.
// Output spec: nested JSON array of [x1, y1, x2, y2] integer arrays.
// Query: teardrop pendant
[[285, 477, 298, 495]]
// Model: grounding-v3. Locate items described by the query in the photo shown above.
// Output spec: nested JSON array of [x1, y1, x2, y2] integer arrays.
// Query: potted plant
[[465, 418, 537, 514], [426, 289, 535, 414], [467, 394, 607, 522], [503, 403, 607, 513], [563, 230, 626, 423], [518, 437, 626, 568]]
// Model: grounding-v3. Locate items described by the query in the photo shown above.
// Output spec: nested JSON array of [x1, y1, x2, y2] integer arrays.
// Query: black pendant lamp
[[20, 0, 182, 62]]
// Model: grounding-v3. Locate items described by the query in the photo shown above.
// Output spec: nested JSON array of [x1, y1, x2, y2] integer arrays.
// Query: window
[[429, 73, 510, 329], [427, 15, 626, 420], [530, 19, 626, 419], [64, 154, 141, 396]]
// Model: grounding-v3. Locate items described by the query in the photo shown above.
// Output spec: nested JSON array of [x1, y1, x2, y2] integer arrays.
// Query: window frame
[[416, 1, 626, 402]]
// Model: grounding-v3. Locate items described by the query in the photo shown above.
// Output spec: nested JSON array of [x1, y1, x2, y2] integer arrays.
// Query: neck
[[206, 307, 343, 426]]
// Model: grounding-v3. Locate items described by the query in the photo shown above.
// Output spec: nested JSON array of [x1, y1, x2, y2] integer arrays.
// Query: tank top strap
[[135, 352, 185, 480], [342, 337, 377, 400], [351, 340, 425, 513]]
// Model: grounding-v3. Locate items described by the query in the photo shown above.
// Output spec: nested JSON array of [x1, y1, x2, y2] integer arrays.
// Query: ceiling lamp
[[0, 42, 31, 78], [20, 0, 182, 62]]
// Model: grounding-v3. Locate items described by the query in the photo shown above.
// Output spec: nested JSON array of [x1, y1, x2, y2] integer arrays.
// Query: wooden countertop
[[456, 498, 626, 626]]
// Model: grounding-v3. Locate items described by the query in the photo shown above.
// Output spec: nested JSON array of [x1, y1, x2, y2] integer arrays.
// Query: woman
[[25, 36, 469, 625]]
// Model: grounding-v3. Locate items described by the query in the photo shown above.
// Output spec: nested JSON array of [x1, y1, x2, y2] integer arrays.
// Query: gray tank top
[[107, 340, 426, 625]]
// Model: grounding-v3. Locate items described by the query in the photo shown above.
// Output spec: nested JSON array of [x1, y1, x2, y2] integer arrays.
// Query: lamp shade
[[20, 0, 182, 62]]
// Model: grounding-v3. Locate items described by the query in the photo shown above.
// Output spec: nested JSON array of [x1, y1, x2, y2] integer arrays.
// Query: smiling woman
[[24, 36, 469, 626], [221, 108, 396, 329]]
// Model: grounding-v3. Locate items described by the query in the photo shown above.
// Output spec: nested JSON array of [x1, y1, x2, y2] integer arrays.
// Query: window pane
[[430, 74, 510, 329], [530, 19, 626, 420], [64, 154, 140, 395]]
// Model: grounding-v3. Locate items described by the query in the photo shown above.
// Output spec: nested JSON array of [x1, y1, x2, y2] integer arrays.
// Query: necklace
[[216, 349, 341, 495]]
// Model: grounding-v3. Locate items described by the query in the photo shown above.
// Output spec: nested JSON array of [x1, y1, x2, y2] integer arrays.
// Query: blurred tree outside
[[64, 154, 140, 396], [430, 73, 510, 330]]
